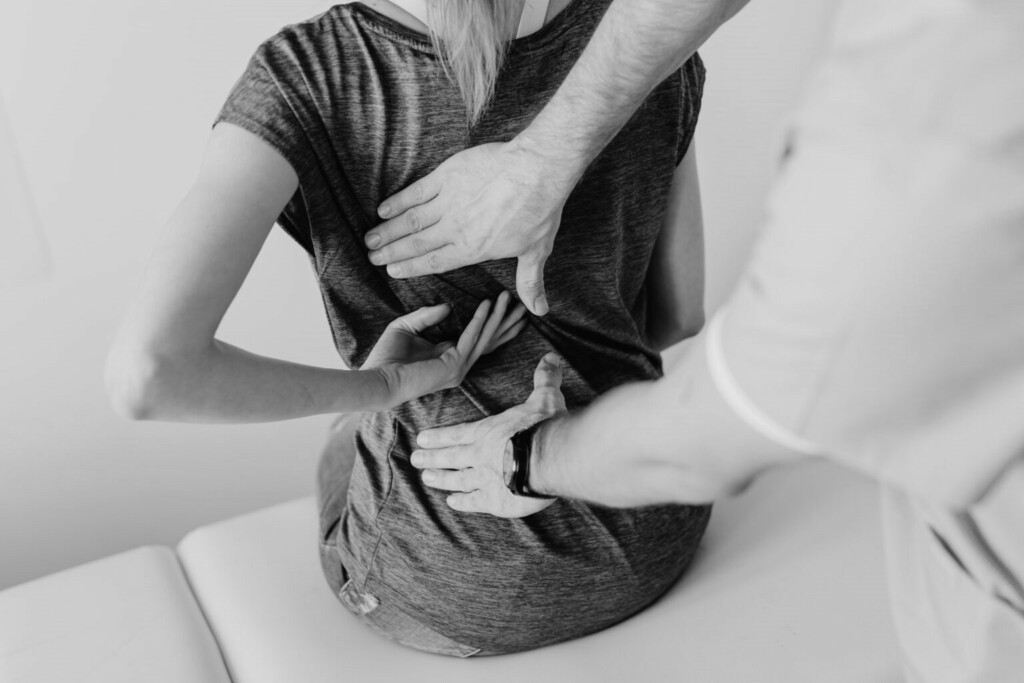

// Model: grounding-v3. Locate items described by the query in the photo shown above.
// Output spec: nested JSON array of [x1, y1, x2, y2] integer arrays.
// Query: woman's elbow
[[650, 309, 706, 352], [104, 344, 166, 420]]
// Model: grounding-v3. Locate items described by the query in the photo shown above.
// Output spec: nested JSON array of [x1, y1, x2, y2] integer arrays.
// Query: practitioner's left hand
[[365, 141, 575, 317], [411, 353, 567, 518]]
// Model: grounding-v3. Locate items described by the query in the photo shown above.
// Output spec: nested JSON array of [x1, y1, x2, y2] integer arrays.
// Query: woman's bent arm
[[105, 123, 394, 423], [646, 143, 705, 351]]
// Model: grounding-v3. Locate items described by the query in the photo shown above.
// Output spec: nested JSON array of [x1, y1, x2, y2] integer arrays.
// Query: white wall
[[0, 0, 837, 590]]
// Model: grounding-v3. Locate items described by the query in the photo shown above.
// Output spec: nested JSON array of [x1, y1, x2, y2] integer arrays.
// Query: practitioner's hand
[[411, 353, 566, 518], [365, 141, 579, 317], [365, 291, 526, 407]]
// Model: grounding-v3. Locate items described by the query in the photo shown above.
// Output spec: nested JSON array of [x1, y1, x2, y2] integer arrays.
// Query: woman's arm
[[645, 143, 705, 351], [105, 123, 520, 423]]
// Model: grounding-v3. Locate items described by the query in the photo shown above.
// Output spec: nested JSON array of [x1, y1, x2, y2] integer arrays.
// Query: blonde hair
[[426, 1, 522, 124]]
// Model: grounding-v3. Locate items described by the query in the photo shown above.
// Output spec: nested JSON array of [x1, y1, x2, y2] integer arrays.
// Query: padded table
[[178, 460, 902, 682], [0, 546, 229, 683]]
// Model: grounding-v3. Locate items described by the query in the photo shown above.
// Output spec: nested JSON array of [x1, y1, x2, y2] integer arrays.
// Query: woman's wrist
[[359, 365, 404, 412]]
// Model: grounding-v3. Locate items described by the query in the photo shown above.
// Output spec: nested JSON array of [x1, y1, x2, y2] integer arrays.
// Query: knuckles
[[406, 209, 420, 232]]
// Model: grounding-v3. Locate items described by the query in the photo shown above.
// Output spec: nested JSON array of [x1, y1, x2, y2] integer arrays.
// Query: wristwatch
[[504, 423, 552, 499]]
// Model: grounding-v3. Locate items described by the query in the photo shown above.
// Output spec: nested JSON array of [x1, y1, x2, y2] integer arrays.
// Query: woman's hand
[[365, 291, 526, 407], [410, 353, 566, 518]]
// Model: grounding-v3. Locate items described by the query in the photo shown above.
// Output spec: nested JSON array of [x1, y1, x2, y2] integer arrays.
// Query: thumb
[[516, 247, 550, 317], [433, 340, 456, 357], [529, 353, 566, 415], [532, 352, 563, 391], [392, 304, 451, 334]]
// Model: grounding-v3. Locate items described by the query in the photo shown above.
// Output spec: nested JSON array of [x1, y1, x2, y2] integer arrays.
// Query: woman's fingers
[[489, 319, 526, 351], [453, 298, 493, 360], [432, 341, 456, 357], [391, 303, 451, 334], [491, 302, 527, 340], [504, 301, 528, 328], [466, 291, 511, 366], [485, 301, 527, 352], [401, 294, 522, 386]]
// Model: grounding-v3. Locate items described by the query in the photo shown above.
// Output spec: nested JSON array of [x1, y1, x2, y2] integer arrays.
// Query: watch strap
[[507, 423, 553, 499]]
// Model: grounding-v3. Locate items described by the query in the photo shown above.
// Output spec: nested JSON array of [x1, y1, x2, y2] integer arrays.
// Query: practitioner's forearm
[[106, 339, 391, 423], [530, 381, 697, 506], [513, 0, 749, 178], [530, 333, 799, 506]]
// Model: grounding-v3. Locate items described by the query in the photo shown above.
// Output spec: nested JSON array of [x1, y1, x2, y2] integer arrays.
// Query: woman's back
[[217, 0, 708, 653]]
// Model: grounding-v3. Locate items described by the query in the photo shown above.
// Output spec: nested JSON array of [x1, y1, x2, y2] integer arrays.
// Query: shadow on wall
[[0, 95, 50, 289]]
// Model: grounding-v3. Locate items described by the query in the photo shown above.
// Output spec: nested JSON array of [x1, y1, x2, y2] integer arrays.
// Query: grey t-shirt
[[217, 0, 708, 653]]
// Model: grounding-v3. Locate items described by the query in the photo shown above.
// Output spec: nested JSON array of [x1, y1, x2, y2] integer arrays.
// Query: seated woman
[[106, 0, 709, 657]]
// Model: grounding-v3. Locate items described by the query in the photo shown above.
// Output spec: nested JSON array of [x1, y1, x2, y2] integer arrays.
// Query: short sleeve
[[714, 105, 1024, 508], [712, 7, 1024, 508], [214, 43, 319, 252], [676, 52, 706, 166]]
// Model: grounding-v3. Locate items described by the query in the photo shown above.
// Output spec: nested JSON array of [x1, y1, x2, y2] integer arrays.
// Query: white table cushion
[[178, 461, 902, 682], [0, 546, 230, 683]]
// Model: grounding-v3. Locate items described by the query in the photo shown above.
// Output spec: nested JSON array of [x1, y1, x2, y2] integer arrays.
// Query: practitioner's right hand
[[364, 291, 526, 407], [411, 353, 566, 518]]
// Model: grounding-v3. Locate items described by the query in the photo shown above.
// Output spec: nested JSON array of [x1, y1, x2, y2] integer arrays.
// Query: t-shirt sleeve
[[709, 11, 1024, 509], [214, 42, 318, 253], [712, 115, 1024, 509], [676, 52, 706, 166]]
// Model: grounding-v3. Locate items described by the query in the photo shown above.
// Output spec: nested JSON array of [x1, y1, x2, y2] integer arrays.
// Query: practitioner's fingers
[[528, 353, 567, 415], [410, 447, 475, 471], [445, 491, 486, 514], [420, 467, 482, 493], [377, 176, 442, 220], [367, 203, 446, 264], [532, 352, 563, 390], [416, 420, 485, 448], [446, 490, 554, 518], [516, 245, 551, 316], [386, 245, 462, 279]]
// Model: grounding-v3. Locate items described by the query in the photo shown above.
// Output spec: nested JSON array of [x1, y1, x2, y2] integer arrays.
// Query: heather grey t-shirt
[[217, 0, 708, 653]]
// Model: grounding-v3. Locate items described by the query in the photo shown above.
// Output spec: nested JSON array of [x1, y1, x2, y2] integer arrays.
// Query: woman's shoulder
[[249, 7, 344, 69]]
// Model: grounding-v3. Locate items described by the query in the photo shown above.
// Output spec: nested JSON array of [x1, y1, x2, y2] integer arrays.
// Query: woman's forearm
[[105, 339, 391, 423], [513, 0, 749, 179]]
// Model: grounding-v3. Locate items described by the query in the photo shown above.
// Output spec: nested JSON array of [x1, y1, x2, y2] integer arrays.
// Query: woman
[[106, 0, 709, 657]]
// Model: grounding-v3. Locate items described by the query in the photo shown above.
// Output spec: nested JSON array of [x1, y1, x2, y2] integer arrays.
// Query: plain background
[[0, 0, 839, 591]]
